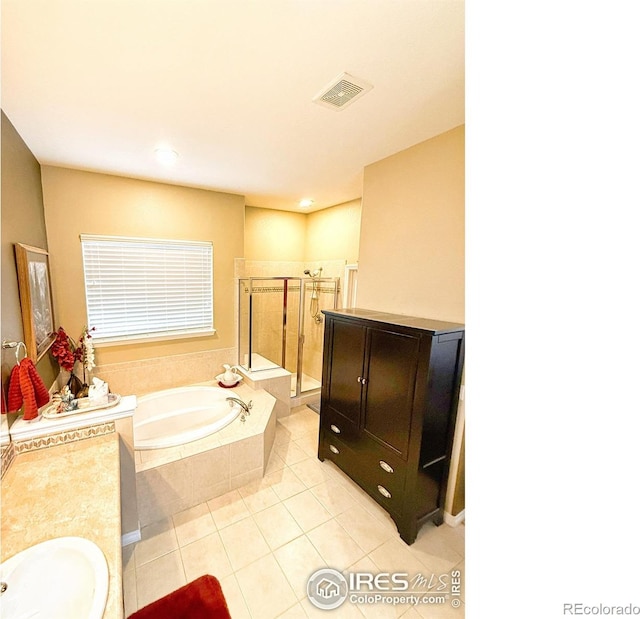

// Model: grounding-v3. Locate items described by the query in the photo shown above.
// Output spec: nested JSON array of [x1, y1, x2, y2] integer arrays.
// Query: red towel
[[26, 359, 50, 408], [6, 359, 50, 421], [7, 365, 23, 413]]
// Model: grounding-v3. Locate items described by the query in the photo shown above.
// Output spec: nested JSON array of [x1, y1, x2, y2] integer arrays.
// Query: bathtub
[[134, 385, 243, 450], [134, 384, 277, 527]]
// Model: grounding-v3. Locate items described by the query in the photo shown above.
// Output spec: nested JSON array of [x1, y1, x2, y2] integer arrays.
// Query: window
[[81, 235, 214, 344]]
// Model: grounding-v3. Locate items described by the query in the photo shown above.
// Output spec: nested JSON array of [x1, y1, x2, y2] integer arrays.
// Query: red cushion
[[128, 575, 232, 619]]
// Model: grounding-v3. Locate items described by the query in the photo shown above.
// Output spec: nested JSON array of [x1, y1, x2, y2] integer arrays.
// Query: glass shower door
[[296, 278, 339, 396], [238, 277, 301, 373]]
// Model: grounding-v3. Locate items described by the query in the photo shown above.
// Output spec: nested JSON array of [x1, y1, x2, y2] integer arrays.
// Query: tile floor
[[122, 406, 465, 618]]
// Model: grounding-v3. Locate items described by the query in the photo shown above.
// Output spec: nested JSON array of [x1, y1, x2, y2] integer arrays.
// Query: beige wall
[[1, 111, 58, 393], [305, 199, 361, 263], [244, 206, 306, 261], [245, 200, 362, 265], [357, 125, 464, 322], [41, 166, 245, 365], [358, 125, 465, 516]]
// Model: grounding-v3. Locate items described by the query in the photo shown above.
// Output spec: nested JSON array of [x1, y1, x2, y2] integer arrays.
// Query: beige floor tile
[[277, 410, 318, 440], [172, 502, 217, 547], [307, 518, 366, 569], [294, 431, 320, 458], [265, 450, 287, 474], [275, 440, 310, 465], [135, 550, 186, 609], [235, 553, 298, 619], [407, 524, 464, 574], [368, 539, 428, 578], [239, 483, 281, 513], [253, 503, 304, 550], [207, 489, 251, 529], [283, 489, 333, 532], [353, 491, 400, 531], [219, 574, 251, 619], [289, 457, 336, 488], [180, 531, 233, 582], [276, 602, 308, 618], [336, 504, 396, 554], [218, 515, 271, 571], [310, 479, 358, 516], [300, 597, 365, 618], [358, 601, 407, 619], [135, 518, 179, 567], [416, 521, 465, 558], [264, 466, 307, 500], [413, 601, 465, 618], [273, 535, 327, 601], [274, 424, 294, 446]]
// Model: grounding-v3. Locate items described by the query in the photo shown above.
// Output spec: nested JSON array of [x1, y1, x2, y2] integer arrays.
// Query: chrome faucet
[[226, 397, 253, 422]]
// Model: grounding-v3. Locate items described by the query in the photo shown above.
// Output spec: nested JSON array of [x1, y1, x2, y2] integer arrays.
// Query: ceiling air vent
[[312, 72, 373, 111]]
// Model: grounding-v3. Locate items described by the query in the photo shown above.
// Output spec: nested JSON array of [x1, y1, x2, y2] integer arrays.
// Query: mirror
[[14, 243, 56, 361]]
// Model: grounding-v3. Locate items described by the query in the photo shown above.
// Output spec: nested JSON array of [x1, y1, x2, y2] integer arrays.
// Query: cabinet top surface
[[322, 308, 465, 334]]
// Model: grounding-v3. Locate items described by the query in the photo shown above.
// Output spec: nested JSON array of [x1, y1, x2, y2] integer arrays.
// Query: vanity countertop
[[0, 432, 123, 618]]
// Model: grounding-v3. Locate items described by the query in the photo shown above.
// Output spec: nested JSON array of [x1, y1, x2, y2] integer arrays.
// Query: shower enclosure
[[238, 274, 339, 398]]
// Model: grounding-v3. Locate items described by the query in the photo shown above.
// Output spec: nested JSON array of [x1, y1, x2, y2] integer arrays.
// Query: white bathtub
[[134, 386, 243, 450]]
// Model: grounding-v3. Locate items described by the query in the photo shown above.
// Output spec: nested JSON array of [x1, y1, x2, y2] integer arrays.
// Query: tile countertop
[[1, 432, 124, 618]]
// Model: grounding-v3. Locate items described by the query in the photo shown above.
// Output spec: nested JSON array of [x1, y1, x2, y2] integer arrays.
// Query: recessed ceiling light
[[299, 199, 314, 208], [154, 148, 179, 165]]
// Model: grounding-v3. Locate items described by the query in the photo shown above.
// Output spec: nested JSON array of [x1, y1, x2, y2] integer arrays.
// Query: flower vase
[[67, 373, 84, 397]]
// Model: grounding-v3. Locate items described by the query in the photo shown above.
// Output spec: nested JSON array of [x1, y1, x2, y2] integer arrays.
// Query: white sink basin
[[0, 537, 108, 618]]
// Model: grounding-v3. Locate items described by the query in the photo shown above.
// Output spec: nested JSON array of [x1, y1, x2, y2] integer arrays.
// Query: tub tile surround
[[236, 364, 293, 418], [135, 383, 277, 527], [124, 406, 465, 619], [93, 347, 237, 397]]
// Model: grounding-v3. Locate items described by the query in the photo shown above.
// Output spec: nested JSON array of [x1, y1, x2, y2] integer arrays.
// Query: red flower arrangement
[[51, 327, 76, 372], [51, 326, 96, 376]]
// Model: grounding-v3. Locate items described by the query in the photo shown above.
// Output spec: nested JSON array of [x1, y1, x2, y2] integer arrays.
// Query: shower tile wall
[[235, 259, 344, 390]]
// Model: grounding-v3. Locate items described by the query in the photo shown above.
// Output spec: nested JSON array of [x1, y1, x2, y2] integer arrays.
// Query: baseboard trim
[[122, 528, 141, 547], [444, 509, 465, 527]]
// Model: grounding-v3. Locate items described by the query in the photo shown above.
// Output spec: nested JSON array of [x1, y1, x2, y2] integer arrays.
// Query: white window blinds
[[81, 235, 214, 343]]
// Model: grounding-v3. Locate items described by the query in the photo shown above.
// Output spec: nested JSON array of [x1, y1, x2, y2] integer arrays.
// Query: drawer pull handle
[[329, 444, 340, 454], [379, 460, 394, 474], [330, 424, 341, 434], [377, 485, 392, 499]]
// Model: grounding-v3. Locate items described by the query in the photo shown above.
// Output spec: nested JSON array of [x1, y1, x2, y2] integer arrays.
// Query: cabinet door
[[325, 319, 366, 427], [363, 328, 421, 458]]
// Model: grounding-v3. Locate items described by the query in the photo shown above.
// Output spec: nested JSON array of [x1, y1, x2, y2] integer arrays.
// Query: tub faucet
[[226, 397, 253, 422]]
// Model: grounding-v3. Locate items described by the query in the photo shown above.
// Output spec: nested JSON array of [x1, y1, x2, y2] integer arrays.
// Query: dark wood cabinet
[[318, 308, 464, 545]]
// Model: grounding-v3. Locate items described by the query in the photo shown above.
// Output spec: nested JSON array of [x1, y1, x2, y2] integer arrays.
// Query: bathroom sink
[[0, 536, 109, 618]]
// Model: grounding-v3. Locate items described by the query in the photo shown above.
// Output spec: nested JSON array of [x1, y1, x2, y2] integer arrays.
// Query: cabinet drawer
[[321, 408, 360, 443], [359, 474, 404, 518], [352, 437, 407, 498], [320, 432, 361, 481]]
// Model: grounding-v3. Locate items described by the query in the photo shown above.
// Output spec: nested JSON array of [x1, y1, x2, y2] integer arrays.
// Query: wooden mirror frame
[[14, 243, 56, 361]]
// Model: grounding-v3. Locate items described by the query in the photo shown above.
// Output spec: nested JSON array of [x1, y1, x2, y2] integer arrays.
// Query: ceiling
[[1, 0, 464, 212]]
